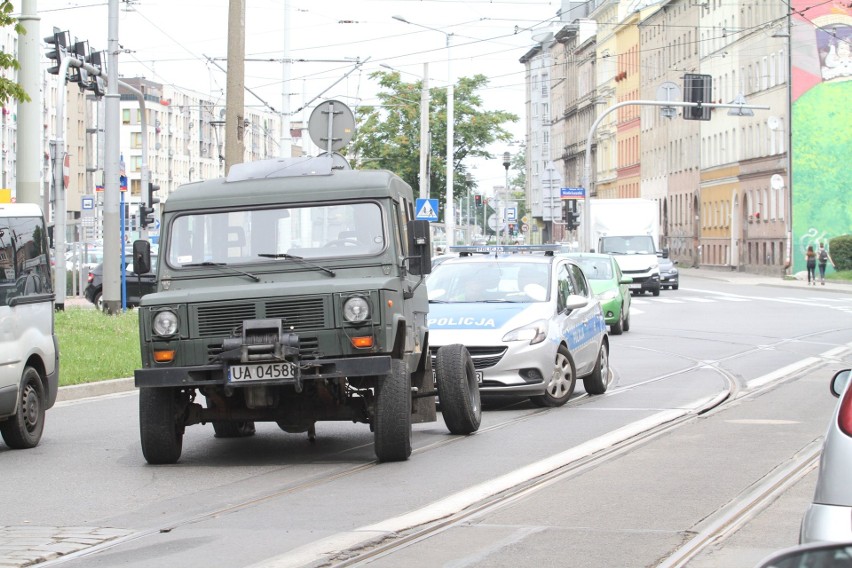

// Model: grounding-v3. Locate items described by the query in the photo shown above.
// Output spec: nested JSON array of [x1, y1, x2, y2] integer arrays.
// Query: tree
[[0, 1, 29, 105], [351, 70, 518, 206]]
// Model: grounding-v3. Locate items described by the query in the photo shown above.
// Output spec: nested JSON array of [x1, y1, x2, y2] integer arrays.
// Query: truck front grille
[[195, 297, 329, 338]]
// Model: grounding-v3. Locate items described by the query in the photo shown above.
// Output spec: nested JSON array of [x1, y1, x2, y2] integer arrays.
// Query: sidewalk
[[679, 265, 852, 293]]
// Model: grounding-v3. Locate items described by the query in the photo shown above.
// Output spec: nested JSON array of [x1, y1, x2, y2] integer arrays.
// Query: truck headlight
[[153, 310, 179, 336], [503, 319, 547, 345], [343, 297, 370, 323]]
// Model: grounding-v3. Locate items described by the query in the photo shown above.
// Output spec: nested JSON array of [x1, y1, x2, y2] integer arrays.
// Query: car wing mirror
[[831, 369, 851, 398], [563, 294, 588, 312], [619, 276, 633, 284]]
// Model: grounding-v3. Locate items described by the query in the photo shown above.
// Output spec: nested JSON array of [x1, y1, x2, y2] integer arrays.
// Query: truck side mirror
[[133, 239, 151, 275], [406, 220, 432, 275]]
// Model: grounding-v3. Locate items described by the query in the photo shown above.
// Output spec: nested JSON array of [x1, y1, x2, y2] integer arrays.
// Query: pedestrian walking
[[817, 241, 834, 285], [806, 245, 817, 285]]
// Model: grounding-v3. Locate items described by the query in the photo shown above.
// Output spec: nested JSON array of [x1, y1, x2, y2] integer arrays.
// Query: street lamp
[[380, 62, 430, 200], [501, 151, 511, 246], [393, 15, 454, 244]]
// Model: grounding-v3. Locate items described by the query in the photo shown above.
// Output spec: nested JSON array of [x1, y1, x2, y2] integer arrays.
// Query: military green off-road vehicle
[[133, 155, 481, 464]]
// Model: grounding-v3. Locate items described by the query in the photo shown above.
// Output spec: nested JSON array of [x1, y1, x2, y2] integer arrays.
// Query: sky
[[33, 0, 569, 192]]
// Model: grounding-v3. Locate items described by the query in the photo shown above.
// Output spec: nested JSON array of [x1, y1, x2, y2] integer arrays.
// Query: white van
[[0, 203, 59, 449]]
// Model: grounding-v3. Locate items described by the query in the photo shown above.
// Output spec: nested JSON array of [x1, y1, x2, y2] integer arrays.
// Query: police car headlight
[[597, 288, 618, 301], [343, 297, 370, 323], [503, 319, 548, 345], [153, 310, 179, 337]]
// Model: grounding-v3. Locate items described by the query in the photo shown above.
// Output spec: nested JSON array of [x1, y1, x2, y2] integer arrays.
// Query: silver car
[[426, 246, 611, 407], [800, 369, 852, 543]]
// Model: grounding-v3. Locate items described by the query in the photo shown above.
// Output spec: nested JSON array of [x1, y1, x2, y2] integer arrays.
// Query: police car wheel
[[584, 342, 611, 395], [435, 344, 481, 435], [531, 346, 576, 407], [373, 359, 412, 462]]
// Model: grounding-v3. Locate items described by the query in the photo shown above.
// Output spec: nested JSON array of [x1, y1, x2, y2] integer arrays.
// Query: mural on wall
[[791, 1, 852, 273]]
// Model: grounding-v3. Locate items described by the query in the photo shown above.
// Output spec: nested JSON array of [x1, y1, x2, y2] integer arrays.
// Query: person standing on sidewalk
[[818, 242, 834, 285], [806, 245, 817, 285]]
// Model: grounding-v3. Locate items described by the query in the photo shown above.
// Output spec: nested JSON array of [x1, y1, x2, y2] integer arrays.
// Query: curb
[[57, 377, 135, 402]]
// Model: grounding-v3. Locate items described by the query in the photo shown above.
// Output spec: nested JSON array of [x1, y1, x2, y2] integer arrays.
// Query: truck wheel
[[373, 359, 412, 462], [652, 285, 660, 297], [583, 342, 611, 395], [213, 420, 256, 438], [0, 366, 45, 449], [139, 387, 186, 464], [435, 344, 481, 435], [531, 345, 576, 407]]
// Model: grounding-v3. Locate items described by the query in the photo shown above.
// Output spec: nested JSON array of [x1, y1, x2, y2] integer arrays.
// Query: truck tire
[[139, 387, 186, 465], [435, 344, 481, 435], [0, 366, 45, 449], [583, 342, 611, 395], [652, 284, 661, 297], [373, 359, 412, 462]]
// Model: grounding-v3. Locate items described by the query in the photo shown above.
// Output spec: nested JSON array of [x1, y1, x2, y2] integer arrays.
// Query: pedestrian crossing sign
[[415, 198, 439, 222]]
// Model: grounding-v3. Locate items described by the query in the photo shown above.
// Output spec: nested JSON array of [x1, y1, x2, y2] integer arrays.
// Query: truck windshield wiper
[[182, 262, 260, 282], [257, 253, 336, 277]]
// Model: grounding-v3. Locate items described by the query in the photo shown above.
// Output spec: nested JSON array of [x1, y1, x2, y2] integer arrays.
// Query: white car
[[427, 245, 611, 407]]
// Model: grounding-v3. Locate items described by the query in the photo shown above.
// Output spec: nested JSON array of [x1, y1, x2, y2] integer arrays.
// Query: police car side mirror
[[406, 220, 432, 276], [564, 294, 588, 311]]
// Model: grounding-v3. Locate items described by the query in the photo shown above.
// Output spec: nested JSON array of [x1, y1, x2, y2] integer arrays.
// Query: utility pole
[[16, 0, 41, 206], [225, 0, 246, 173], [280, 0, 291, 158], [103, 0, 121, 314]]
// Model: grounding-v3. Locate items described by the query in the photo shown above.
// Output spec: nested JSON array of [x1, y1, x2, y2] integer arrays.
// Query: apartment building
[[530, 0, 802, 274]]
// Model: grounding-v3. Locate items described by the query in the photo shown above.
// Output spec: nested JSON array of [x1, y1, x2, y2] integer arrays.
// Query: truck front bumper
[[135, 355, 392, 389]]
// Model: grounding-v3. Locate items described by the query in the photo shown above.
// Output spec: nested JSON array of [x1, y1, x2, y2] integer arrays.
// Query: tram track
[[37, 338, 851, 568]]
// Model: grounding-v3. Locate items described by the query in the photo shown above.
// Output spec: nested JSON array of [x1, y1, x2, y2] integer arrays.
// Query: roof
[[165, 157, 412, 213]]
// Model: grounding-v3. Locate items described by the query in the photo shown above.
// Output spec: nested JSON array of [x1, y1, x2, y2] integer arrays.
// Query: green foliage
[[829, 235, 852, 271], [351, 70, 519, 207], [0, 1, 30, 105], [55, 309, 140, 385]]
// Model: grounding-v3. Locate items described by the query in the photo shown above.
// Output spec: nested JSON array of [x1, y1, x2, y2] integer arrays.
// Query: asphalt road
[[2, 268, 849, 568]]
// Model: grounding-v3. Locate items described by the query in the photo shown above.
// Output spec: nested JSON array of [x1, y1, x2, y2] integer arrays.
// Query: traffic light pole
[[51, 55, 73, 310], [580, 99, 769, 253]]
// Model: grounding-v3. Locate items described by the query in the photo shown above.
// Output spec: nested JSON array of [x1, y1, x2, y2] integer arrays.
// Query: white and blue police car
[[426, 245, 610, 407]]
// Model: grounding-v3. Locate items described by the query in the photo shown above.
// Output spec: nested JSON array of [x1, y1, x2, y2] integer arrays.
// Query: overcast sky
[[34, 0, 566, 190]]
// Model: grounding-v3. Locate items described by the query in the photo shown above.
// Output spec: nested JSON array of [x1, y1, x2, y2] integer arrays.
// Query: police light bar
[[450, 244, 561, 256]]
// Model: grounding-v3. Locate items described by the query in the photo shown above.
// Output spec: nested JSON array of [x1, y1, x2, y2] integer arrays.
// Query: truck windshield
[[167, 202, 385, 268], [599, 236, 656, 255]]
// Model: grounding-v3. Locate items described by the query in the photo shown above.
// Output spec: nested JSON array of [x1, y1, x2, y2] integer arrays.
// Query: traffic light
[[566, 211, 580, 231], [44, 29, 70, 76], [68, 40, 90, 86], [86, 51, 107, 97], [474, 194, 482, 207], [140, 182, 160, 229]]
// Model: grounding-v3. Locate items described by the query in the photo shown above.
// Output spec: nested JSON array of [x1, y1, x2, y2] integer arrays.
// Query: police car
[[426, 245, 611, 407]]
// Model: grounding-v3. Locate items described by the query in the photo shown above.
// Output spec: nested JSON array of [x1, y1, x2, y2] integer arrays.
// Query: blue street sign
[[81, 196, 95, 210], [560, 187, 586, 199], [415, 198, 439, 222]]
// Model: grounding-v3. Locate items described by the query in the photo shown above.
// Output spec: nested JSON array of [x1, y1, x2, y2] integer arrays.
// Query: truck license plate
[[628, 283, 642, 290], [228, 362, 298, 383]]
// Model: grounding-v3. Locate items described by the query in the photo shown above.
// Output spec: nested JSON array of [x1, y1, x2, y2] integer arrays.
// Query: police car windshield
[[427, 260, 550, 303], [167, 202, 386, 268]]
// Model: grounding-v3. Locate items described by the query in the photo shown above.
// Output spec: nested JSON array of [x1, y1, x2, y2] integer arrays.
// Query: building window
[[131, 132, 142, 149], [122, 109, 131, 125]]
